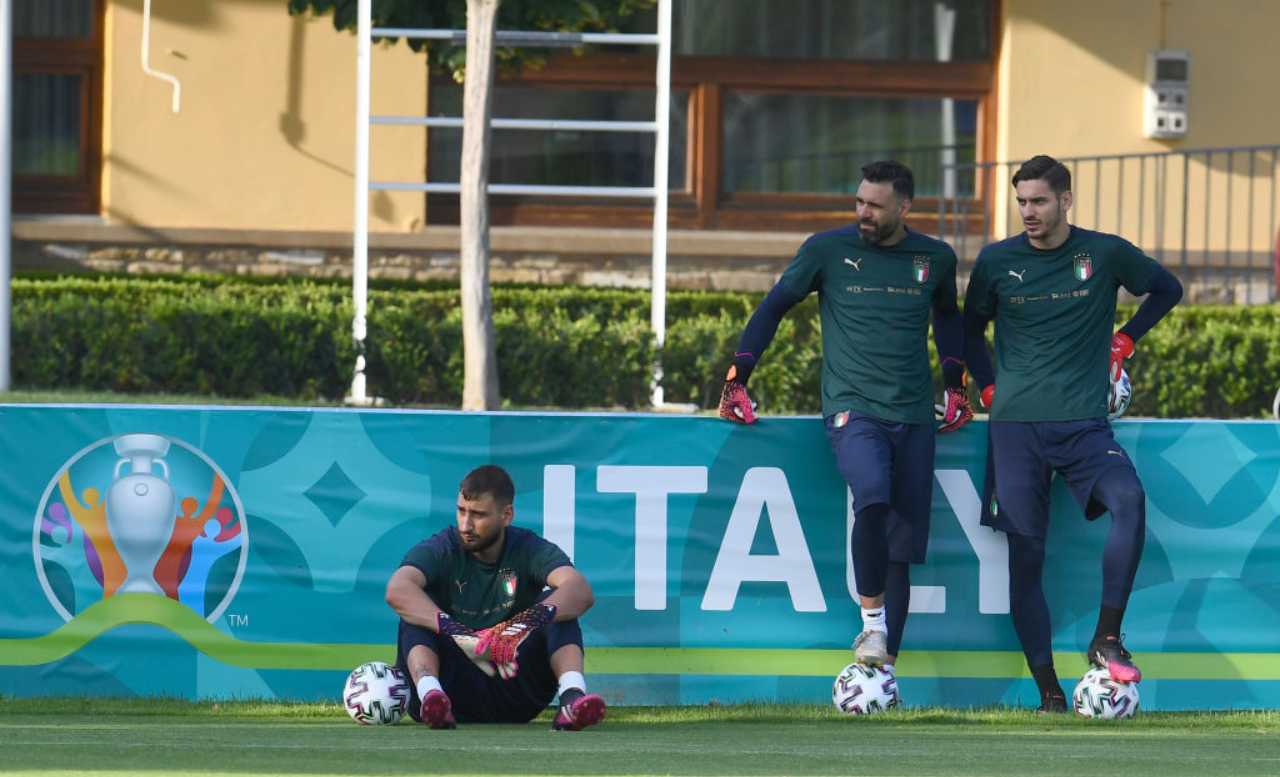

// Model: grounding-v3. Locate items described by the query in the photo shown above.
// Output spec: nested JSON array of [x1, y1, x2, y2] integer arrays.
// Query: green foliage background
[[286, 0, 656, 82], [13, 275, 1280, 417]]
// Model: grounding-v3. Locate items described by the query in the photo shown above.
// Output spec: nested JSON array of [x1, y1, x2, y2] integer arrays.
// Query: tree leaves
[[286, 0, 657, 81]]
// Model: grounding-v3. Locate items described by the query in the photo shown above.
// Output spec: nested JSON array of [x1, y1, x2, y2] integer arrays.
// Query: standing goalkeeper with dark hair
[[721, 160, 972, 678], [385, 465, 604, 730], [964, 154, 1182, 712]]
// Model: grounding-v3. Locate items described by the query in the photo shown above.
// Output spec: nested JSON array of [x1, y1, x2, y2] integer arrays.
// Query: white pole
[[141, 0, 181, 112], [649, 0, 671, 407], [350, 0, 371, 404], [934, 2, 956, 200], [0, 0, 11, 392]]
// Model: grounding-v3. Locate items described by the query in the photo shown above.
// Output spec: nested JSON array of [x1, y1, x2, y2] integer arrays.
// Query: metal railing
[[937, 146, 1280, 304]]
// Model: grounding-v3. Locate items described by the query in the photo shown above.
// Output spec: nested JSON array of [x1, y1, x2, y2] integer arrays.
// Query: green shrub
[[10, 276, 1280, 417]]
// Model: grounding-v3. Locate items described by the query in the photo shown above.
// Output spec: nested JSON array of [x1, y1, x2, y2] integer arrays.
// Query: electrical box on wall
[[1144, 49, 1190, 139]]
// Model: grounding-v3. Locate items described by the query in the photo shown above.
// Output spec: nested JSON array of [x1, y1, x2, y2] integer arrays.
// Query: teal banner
[[1, 406, 1278, 710]]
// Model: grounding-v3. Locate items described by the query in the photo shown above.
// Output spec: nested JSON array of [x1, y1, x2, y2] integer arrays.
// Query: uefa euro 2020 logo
[[33, 433, 249, 623]]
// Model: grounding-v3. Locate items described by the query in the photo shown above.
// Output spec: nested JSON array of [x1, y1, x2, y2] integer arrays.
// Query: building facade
[[14, 0, 1280, 298]]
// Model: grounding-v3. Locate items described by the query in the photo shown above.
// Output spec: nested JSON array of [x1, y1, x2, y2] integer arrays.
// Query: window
[[427, 85, 687, 190], [668, 0, 991, 62], [721, 93, 978, 197], [14, 0, 104, 213], [426, 0, 996, 231]]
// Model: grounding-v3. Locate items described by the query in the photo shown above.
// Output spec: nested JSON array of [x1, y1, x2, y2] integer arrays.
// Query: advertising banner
[[1, 405, 1277, 709]]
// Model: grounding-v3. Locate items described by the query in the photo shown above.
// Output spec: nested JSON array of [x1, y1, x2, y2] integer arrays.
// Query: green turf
[[3, 699, 1278, 777]]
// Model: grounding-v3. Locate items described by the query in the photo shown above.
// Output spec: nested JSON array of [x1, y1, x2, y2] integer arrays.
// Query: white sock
[[416, 676, 442, 698], [861, 607, 888, 634], [557, 671, 586, 698]]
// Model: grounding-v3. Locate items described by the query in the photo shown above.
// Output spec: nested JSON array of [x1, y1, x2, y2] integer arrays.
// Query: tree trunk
[[460, 0, 500, 410]]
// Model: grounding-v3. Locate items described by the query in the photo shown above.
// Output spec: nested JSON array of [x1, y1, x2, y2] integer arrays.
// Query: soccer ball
[[343, 661, 411, 725], [1072, 666, 1140, 719], [1108, 369, 1133, 420], [832, 662, 900, 715]]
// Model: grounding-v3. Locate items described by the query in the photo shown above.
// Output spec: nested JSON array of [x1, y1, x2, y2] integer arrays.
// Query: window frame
[[427, 1, 1000, 232], [13, 0, 104, 214]]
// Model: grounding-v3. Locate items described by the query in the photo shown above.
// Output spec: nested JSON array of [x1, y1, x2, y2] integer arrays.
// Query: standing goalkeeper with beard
[[964, 155, 1182, 711], [385, 465, 604, 730], [720, 160, 972, 679]]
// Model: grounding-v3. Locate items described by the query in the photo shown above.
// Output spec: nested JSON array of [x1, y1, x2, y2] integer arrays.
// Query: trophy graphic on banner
[[106, 434, 177, 595]]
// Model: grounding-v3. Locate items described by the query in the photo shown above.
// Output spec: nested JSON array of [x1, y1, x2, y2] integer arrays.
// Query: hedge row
[[11, 276, 1280, 417]]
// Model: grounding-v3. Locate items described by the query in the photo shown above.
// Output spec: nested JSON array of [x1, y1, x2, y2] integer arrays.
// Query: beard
[[460, 528, 503, 555], [860, 218, 898, 245], [1028, 201, 1066, 234]]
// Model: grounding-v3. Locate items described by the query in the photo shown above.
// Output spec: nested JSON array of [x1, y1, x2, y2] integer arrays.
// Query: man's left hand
[[475, 603, 558, 677], [936, 386, 974, 433]]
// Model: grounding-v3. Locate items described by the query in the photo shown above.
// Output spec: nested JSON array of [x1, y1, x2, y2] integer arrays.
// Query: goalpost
[[352, 0, 682, 408]]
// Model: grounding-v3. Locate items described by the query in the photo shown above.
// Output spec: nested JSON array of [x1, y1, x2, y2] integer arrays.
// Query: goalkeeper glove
[[718, 364, 758, 424], [437, 612, 511, 678], [1110, 332, 1135, 383], [935, 382, 974, 434], [475, 603, 557, 677]]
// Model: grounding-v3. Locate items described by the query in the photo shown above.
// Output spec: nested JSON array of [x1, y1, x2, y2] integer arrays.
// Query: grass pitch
[[2, 699, 1278, 777]]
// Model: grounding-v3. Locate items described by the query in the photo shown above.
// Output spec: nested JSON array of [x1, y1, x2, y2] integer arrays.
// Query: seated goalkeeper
[[385, 464, 604, 731]]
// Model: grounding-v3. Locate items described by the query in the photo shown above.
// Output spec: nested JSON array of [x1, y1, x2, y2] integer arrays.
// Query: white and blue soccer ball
[[1108, 369, 1133, 420], [1072, 666, 1140, 719], [832, 662, 900, 715], [343, 661, 411, 725]]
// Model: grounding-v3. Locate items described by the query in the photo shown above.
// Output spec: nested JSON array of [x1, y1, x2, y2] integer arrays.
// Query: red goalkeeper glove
[[1110, 332, 1135, 383], [475, 604, 557, 678], [980, 384, 995, 410], [936, 383, 974, 434], [718, 364, 757, 424], [437, 612, 511, 678]]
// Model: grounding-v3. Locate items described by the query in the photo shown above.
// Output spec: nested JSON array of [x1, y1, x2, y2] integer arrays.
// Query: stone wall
[[12, 220, 1277, 303]]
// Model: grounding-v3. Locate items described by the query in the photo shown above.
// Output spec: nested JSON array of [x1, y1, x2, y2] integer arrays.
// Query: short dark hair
[[1011, 155, 1072, 194], [861, 160, 914, 200], [459, 465, 515, 507]]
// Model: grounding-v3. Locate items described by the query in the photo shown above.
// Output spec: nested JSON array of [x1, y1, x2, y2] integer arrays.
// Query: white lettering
[[702, 467, 826, 612], [542, 465, 576, 561], [935, 469, 1009, 614], [597, 466, 708, 611]]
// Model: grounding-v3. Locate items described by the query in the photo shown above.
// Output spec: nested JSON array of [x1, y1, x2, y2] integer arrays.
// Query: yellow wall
[[97, 0, 1278, 247], [995, 0, 1280, 250], [102, 0, 427, 233]]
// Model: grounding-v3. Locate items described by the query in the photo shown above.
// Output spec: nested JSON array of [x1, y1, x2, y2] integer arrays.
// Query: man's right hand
[[437, 613, 511, 678], [719, 365, 757, 424]]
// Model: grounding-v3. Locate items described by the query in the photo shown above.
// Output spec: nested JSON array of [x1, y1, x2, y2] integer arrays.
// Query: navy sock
[[1031, 664, 1064, 699], [884, 561, 911, 658], [558, 687, 584, 708], [1093, 606, 1125, 643]]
